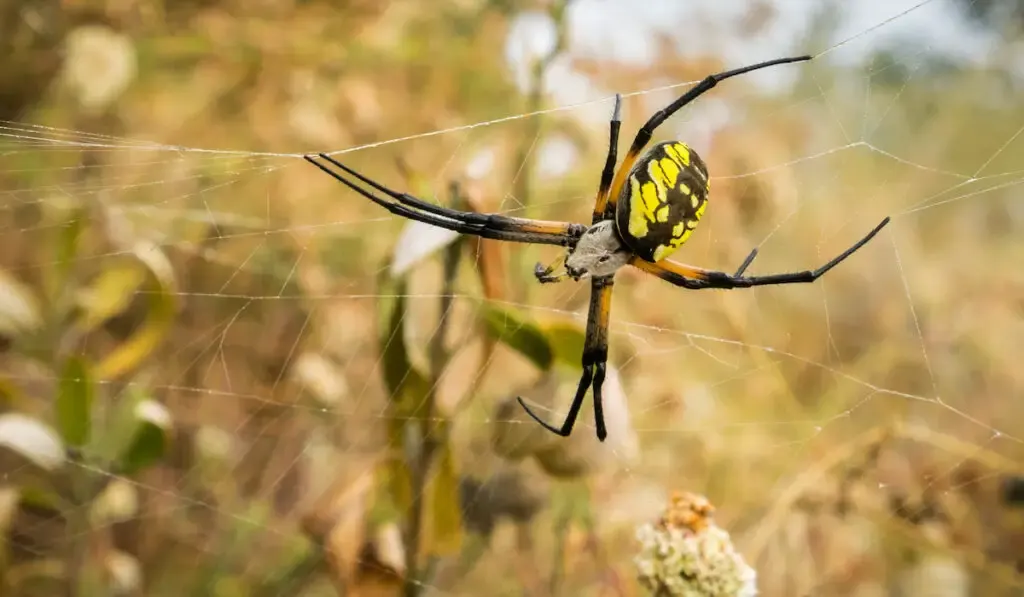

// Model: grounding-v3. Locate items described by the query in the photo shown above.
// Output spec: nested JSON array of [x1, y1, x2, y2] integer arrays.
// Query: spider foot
[[516, 396, 571, 436], [534, 257, 568, 284], [734, 248, 759, 276]]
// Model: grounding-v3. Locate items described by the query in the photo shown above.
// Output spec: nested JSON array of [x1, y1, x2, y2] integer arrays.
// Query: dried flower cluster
[[634, 491, 757, 597], [62, 25, 137, 113]]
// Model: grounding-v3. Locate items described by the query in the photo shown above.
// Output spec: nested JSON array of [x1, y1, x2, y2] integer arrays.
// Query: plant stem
[[404, 426, 439, 597], [403, 207, 462, 597], [63, 451, 94, 597]]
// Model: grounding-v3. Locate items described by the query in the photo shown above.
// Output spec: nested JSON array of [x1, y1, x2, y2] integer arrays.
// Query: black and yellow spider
[[305, 55, 890, 442]]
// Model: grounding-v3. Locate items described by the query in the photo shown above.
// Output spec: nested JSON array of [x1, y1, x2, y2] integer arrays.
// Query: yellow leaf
[[96, 243, 176, 379], [537, 318, 586, 367], [74, 261, 147, 333]]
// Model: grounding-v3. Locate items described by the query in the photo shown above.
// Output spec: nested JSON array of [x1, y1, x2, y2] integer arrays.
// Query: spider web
[[2, 1, 1023, 596]]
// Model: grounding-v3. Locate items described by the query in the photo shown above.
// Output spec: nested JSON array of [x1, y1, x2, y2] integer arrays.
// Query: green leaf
[[424, 441, 463, 555], [55, 210, 84, 285], [17, 485, 62, 512], [96, 242, 177, 380], [118, 399, 171, 475], [538, 318, 586, 367], [376, 274, 428, 512], [120, 423, 165, 474], [382, 419, 413, 513], [41, 206, 85, 305], [481, 303, 553, 370], [56, 356, 93, 447], [368, 460, 404, 527], [377, 276, 430, 413], [0, 378, 20, 409]]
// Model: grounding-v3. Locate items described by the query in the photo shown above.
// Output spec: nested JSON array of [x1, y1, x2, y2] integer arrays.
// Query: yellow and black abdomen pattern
[[615, 141, 710, 263]]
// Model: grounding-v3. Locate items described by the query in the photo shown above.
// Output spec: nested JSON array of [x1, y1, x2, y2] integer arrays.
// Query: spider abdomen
[[615, 141, 710, 262]]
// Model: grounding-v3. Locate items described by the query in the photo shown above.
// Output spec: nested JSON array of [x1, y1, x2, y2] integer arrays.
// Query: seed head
[[634, 491, 757, 597]]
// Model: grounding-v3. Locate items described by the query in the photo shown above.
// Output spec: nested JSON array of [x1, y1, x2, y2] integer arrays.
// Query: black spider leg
[[517, 276, 614, 441], [596, 94, 622, 223], [534, 94, 623, 285], [624, 55, 812, 160], [305, 154, 584, 247], [732, 247, 760, 277], [637, 217, 891, 290], [702, 216, 891, 288]]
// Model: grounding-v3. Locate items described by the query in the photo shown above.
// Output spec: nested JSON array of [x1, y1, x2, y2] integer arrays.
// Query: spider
[[305, 55, 890, 442]]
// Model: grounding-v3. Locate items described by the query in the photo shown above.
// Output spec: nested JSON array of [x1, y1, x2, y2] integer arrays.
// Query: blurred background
[[2, 0, 1024, 596]]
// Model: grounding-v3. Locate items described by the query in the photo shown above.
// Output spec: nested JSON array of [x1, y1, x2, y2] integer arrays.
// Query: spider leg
[[517, 276, 614, 441], [630, 217, 890, 290], [606, 56, 812, 211], [531, 95, 621, 286], [592, 94, 622, 223], [518, 362, 593, 437], [591, 360, 608, 441], [733, 248, 759, 277], [534, 253, 568, 284], [305, 154, 585, 247], [531, 92, 622, 283]]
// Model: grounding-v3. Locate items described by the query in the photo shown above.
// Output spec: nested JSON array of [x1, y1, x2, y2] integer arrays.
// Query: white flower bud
[[634, 491, 757, 597]]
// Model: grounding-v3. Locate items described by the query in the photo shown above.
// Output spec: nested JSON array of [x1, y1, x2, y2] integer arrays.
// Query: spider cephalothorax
[[536, 220, 631, 282], [305, 54, 891, 442]]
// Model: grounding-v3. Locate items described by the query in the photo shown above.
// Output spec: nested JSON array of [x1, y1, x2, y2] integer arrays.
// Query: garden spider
[[305, 55, 890, 442]]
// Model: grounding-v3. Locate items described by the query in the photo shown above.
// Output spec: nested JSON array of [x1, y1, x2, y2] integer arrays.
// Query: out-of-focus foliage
[[953, 0, 1024, 33], [0, 198, 175, 597], [481, 303, 556, 371]]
